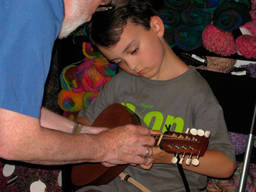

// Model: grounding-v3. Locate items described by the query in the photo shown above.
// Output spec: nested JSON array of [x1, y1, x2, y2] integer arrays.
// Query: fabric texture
[[0, 0, 64, 118], [78, 66, 235, 192]]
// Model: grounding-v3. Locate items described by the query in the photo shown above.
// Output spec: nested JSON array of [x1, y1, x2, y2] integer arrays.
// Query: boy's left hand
[[139, 146, 171, 169]]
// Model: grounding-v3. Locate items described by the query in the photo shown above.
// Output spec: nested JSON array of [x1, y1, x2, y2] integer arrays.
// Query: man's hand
[[97, 124, 155, 166]]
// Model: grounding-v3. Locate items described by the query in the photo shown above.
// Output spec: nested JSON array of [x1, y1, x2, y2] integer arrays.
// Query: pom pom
[[58, 89, 84, 112], [202, 24, 237, 56], [60, 65, 84, 92], [250, 0, 256, 20], [240, 20, 256, 36], [236, 35, 256, 59], [83, 92, 98, 108], [82, 42, 102, 59]]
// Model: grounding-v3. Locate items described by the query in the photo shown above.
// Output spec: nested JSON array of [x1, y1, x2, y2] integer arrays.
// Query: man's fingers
[[150, 130, 161, 135]]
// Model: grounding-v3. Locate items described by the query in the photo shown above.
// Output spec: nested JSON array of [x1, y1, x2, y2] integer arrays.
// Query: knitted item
[[250, 0, 256, 20], [83, 92, 98, 108], [60, 64, 84, 92], [196, 56, 236, 73], [181, 5, 211, 26], [82, 42, 102, 60], [58, 89, 84, 112], [77, 59, 111, 93], [58, 41, 116, 119], [174, 25, 203, 51], [213, 0, 251, 32], [240, 20, 256, 36], [159, 8, 181, 29], [236, 35, 256, 59], [207, 162, 256, 192], [228, 132, 252, 155], [202, 24, 237, 56], [163, 0, 190, 10]]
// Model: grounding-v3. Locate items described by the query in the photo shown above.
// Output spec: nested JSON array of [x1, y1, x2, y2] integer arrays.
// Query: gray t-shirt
[[78, 67, 235, 192]]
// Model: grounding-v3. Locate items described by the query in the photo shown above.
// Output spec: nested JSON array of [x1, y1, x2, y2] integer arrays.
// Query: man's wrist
[[72, 122, 82, 134]]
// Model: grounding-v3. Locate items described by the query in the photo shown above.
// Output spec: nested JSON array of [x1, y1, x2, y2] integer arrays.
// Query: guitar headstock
[[156, 128, 210, 166]]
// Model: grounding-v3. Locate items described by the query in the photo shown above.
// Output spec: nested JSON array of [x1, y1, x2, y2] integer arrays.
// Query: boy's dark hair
[[87, 0, 157, 47]]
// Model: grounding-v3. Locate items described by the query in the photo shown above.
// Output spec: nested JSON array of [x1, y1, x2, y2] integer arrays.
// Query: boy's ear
[[150, 16, 165, 37]]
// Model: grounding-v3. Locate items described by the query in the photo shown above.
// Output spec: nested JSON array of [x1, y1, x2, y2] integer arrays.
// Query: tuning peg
[[186, 154, 192, 165], [204, 130, 211, 138], [179, 153, 185, 164], [192, 154, 200, 166], [192, 158, 200, 166], [197, 129, 205, 136], [190, 128, 197, 136], [171, 154, 178, 164]]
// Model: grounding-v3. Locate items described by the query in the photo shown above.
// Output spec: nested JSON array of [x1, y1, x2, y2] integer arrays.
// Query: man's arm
[[0, 108, 155, 166], [40, 107, 106, 134]]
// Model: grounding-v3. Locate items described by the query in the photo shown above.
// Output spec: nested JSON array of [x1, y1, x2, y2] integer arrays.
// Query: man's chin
[[58, 19, 87, 39], [58, 27, 74, 39]]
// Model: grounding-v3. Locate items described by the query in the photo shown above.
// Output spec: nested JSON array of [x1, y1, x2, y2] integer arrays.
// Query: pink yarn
[[250, 0, 256, 20], [240, 20, 256, 36], [202, 24, 237, 56], [236, 35, 256, 59]]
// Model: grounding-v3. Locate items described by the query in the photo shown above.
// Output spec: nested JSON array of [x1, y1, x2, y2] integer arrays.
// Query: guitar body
[[71, 103, 140, 187]]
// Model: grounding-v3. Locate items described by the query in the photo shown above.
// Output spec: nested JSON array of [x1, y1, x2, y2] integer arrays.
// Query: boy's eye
[[130, 48, 138, 55], [110, 59, 122, 65], [114, 61, 122, 65]]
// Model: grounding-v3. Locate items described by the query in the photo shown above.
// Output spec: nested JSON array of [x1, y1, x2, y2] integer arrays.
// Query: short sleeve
[[0, 0, 64, 118]]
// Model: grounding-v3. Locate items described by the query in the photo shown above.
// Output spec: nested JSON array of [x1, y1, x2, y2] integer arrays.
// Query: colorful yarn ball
[[60, 65, 84, 92], [94, 57, 117, 77], [82, 42, 102, 59], [83, 92, 98, 108], [58, 89, 84, 112], [174, 25, 203, 51], [202, 24, 237, 56], [81, 65, 107, 92], [236, 35, 256, 59]]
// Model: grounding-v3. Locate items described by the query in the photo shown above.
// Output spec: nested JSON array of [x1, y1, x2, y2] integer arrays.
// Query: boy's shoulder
[[110, 69, 135, 82]]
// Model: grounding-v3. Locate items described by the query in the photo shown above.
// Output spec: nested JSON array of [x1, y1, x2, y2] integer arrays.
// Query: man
[[0, 0, 154, 167]]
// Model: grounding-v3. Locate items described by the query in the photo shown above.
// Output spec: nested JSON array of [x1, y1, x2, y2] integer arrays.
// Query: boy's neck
[[160, 43, 189, 80]]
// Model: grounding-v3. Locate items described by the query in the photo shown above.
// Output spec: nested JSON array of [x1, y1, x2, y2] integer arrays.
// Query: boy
[[77, 0, 236, 191]]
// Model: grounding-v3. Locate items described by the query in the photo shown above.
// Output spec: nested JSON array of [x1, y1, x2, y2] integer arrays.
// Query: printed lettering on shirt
[[121, 102, 184, 133]]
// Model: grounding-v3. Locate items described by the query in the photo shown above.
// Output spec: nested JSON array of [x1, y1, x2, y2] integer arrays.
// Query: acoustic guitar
[[71, 103, 210, 188]]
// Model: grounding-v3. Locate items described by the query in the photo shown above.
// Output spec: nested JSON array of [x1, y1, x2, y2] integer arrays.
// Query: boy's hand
[[139, 146, 173, 169], [139, 147, 164, 169]]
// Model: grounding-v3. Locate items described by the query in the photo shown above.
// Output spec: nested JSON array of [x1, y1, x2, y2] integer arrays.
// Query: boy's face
[[97, 16, 167, 80]]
